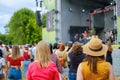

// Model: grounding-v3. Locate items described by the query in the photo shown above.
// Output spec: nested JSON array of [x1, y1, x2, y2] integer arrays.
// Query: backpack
[[57, 51, 67, 67], [59, 57, 65, 67]]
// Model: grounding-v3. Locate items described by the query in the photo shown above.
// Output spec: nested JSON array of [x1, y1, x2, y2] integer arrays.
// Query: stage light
[[68, 8, 72, 12], [110, 1, 116, 6], [81, 9, 85, 13]]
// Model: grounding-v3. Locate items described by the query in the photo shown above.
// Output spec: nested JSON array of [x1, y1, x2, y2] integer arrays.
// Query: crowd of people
[[0, 35, 115, 80]]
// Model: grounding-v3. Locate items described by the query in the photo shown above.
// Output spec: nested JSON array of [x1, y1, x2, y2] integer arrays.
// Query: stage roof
[[69, 0, 113, 9]]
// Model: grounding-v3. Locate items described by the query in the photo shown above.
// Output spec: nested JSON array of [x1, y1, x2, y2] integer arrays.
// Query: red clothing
[[7, 56, 24, 66], [23, 51, 30, 60], [27, 61, 59, 80]]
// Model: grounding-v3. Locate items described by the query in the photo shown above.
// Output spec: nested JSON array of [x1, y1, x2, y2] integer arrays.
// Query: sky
[[0, 0, 37, 34]]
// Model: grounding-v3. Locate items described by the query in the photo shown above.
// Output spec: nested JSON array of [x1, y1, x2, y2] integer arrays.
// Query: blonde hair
[[12, 45, 21, 60], [35, 41, 51, 68]]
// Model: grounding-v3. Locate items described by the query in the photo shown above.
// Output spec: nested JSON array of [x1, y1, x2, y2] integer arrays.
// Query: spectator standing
[[7, 45, 24, 80], [0, 40, 6, 57], [27, 41, 59, 80], [55, 43, 68, 80], [53, 43, 59, 54], [0, 49, 5, 80], [77, 36, 115, 80], [49, 43, 63, 80], [106, 42, 113, 65], [67, 42, 85, 80], [23, 45, 32, 76]]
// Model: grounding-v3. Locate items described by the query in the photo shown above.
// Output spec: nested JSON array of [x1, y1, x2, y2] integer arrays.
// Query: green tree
[[0, 34, 10, 44], [8, 8, 42, 44], [42, 13, 46, 28]]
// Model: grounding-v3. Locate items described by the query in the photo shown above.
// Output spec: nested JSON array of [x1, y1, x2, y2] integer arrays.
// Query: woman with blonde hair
[[77, 36, 115, 80], [7, 45, 24, 80], [27, 41, 59, 80]]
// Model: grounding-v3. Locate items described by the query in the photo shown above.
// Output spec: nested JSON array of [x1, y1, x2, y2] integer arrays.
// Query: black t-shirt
[[68, 52, 85, 73]]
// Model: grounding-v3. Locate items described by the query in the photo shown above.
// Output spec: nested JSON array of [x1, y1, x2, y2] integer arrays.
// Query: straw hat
[[82, 36, 108, 56]]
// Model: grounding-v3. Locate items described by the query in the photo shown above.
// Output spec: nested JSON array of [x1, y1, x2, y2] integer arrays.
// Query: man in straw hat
[[77, 35, 115, 80]]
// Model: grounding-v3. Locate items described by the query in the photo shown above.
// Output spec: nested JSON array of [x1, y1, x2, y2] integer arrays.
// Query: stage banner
[[46, 11, 54, 31]]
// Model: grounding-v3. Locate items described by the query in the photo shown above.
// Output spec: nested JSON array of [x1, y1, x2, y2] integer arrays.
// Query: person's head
[[83, 35, 108, 73], [9, 45, 12, 49], [49, 43, 53, 54], [59, 43, 65, 51], [12, 45, 21, 60], [24, 45, 29, 50], [53, 43, 58, 49], [35, 41, 51, 67], [67, 41, 73, 48], [72, 42, 82, 54], [5, 46, 9, 52]]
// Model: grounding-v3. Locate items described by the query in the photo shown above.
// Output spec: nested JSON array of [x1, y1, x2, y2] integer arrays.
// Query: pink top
[[27, 61, 59, 80]]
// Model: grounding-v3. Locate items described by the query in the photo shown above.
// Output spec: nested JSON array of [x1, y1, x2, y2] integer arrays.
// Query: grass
[[116, 77, 120, 80], [112, 44, 120, 49]]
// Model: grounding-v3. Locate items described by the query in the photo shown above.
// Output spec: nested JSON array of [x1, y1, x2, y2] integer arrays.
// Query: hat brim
[[82, 43, 108, 56]]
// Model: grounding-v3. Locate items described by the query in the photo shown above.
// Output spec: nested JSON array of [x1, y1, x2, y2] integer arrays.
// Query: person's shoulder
[[82, 52, 86, 56], [52, 53, 57, 57], [28, 61, 37, 68], [49, 61, 56, 66], [7, 55, 12, 58], [48, 61, 58, 72]]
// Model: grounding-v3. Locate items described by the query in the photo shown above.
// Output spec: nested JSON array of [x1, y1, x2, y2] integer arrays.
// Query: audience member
[[67, 42, 85, 80], [49, 43, 63, 80], [77, 36, 115, 80], [23, 45, 32, 76], [0, 49, 5, 80], [106, 42, 113, 65], [26, 41, 59, 80], [55, 43, 68, 80], [7, 45, 24, 80]]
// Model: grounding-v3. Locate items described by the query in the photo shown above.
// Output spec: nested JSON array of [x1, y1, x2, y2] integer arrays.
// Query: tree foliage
[[42, 13, 46, 28], [0, 34, 11, 45], [8, 8, 42, 44]]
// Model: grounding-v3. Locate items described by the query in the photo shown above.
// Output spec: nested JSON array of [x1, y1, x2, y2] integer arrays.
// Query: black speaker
[[111, 15, 117, 20], [36, 11, 42, 26], [112, 29, 117, 35]]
